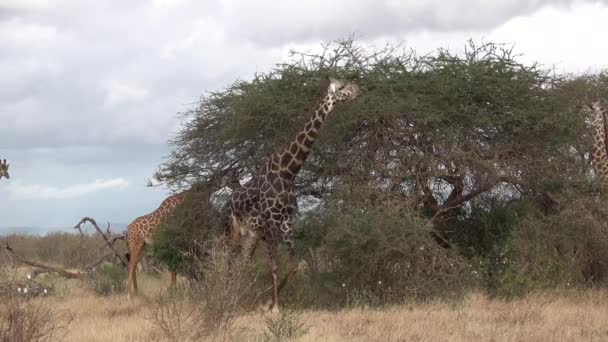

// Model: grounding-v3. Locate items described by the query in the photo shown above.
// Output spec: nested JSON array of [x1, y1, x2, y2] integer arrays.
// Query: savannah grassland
[[4, 270, 608, 342]]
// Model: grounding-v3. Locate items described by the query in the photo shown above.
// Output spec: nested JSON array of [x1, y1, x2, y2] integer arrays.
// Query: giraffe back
[[126, 192, 187, 247]]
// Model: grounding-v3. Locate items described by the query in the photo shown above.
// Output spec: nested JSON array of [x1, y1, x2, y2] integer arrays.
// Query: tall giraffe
[[224, 77, 362, 312], [589, 100, 608, 185], [126, 172, 240, 297], [0, 159, 10, 179]]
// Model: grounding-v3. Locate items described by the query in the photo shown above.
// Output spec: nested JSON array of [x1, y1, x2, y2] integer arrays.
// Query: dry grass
[[6, 265, 607, 341], [17, 289, 606, 341]]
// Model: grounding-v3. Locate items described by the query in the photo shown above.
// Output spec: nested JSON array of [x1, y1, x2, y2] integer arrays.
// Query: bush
[[492, 198, 608, 297], [85, 263, 127, 296], [285, 188, 474, 308], [151, 181, 226, 278], [0, 297, 72, 342], [150, 240, 257, 340], [264, 311, 309, 341]]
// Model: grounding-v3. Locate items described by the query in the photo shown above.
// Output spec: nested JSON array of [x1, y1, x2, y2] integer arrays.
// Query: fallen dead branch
[[0, 216, 128, 280], [1, 242, 81, 279]]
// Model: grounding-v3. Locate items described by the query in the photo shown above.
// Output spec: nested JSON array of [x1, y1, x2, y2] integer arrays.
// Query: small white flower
[[342, 283, 346, 287], [17, 287, 21, 293], [43, 289, 48, 294], [378, 281, 382, 285], [419, 246, 425, 251], [23, 288, 28, 294], [27, 274, 31, 280]]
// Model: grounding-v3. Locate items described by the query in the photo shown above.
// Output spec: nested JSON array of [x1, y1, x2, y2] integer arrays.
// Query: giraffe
[[589, 100, 608, 185], [224, 77, 363, 312], [126, 172, 240, 298], [0, 159, 10, 179]]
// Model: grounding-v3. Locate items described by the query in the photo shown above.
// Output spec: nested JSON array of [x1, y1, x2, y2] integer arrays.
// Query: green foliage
[[285, 187, 473, 308], [494, 198, 608, 297], [85, 263, 126, 296], [151, 182, 226, 277]]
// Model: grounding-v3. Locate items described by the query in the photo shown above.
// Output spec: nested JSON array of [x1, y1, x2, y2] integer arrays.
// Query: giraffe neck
[[274, 93, 337, 182], [591, 102, 608, 185]]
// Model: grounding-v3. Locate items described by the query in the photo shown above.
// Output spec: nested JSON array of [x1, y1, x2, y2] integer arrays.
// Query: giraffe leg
[[127, 243, 144, 298], [256, 220, 299, 308], [169, 271, 176, 288], [276, 219, 299, 295], [265, 242, 280, 314]]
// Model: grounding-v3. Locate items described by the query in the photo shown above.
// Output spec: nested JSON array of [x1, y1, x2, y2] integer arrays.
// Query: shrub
[[150, 240, 257, 340], [0, 297, 72, 342], [85, 263, 126, 296], [151, 181, 226, 278], [288, 187, 474, 308], [264, 311, 309, 341], [492, 198, 608, 297], [0, 266, 72, 342]]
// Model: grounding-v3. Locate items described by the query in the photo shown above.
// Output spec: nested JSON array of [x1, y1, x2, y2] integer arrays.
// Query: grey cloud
[[219, 0, 594, 46], [3, 0, 589, 153]]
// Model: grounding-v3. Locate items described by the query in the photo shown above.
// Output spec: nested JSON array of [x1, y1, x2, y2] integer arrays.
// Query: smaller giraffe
[[0, 159, 10, 179], [589, 100, 608, 186], [126, 172, 240, 298]]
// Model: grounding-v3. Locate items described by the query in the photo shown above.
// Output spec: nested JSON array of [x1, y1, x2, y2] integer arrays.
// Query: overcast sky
[[1, 0, 607, 233]]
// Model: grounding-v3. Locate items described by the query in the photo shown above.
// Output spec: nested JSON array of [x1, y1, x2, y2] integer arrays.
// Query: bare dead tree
[[74, 217, 128, 267]]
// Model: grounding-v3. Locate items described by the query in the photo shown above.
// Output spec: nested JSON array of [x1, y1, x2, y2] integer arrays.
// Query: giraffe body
[[126, 192, 186, 297], [126, 173, 240, 297], [590, 100, 608, 185], [224, 78, 362, 312], [0, 159, 10, 179]]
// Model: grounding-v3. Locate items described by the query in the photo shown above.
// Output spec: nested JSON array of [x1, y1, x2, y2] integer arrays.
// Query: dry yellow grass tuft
[[21, 289, 607, 341]]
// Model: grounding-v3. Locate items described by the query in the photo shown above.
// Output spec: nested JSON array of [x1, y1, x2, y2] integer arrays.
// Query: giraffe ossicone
[[223, 77, 363, 313]]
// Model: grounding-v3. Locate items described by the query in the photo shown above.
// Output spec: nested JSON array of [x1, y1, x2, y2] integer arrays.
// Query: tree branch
[[74, 217, 128, 267]]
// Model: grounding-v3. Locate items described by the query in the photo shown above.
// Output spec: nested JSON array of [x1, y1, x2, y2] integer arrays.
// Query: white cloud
[[6, 178, 129, 200], [0, 0, 50, 10], [488, 2, 608, 73], [0, 17, 59, 48], [103, 80, 149, 108]]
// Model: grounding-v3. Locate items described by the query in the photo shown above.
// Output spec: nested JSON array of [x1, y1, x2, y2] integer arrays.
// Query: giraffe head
[[589, 100, 608, 113], [0, 159, 10, 179], [327, 77, 362, 102]]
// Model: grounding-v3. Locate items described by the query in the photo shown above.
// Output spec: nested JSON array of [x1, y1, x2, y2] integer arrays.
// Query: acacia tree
[[154, 39, 608, 301]]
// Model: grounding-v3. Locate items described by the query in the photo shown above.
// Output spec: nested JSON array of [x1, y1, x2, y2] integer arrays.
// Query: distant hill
[[0, 223, 128, 236]]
